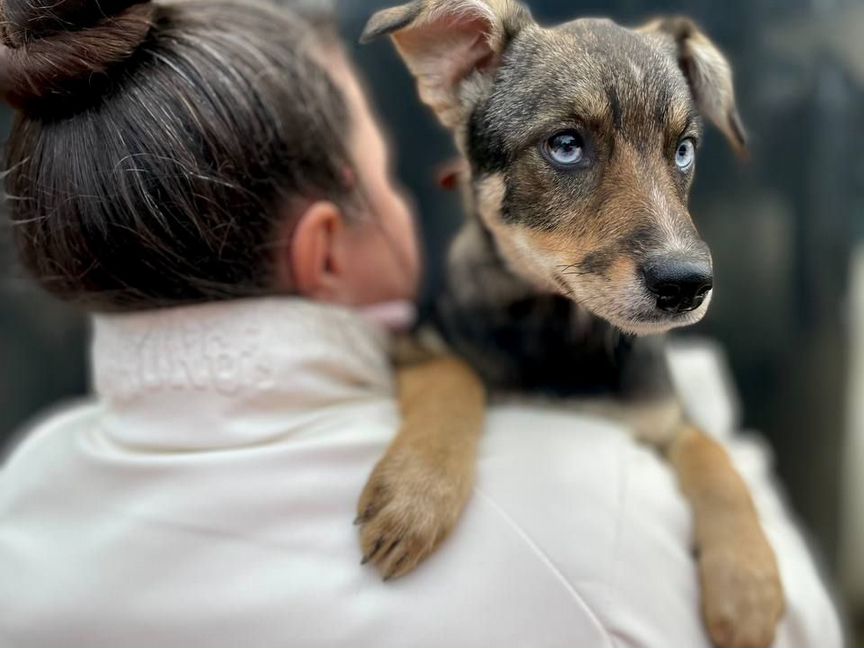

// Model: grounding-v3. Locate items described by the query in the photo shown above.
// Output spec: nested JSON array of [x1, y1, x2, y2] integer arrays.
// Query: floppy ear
[[640, 17, 747, 157], [361, 0, 532, 129]]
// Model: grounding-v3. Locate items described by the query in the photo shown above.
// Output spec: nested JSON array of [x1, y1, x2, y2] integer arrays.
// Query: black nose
[[642, 257, 713, 314]]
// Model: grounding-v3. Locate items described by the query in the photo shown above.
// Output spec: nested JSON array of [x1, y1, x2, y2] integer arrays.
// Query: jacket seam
[[473, 487, 617, 648]]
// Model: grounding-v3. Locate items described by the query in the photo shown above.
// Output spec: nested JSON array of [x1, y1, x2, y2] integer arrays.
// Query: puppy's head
[[363, 1, 745, 336]]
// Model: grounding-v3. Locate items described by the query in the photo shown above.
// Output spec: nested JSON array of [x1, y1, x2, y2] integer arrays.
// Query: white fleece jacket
[[0, 298, 842, 648]]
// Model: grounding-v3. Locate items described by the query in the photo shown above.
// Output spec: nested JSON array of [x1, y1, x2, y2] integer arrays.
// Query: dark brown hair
[[1, 0, 354, 310]]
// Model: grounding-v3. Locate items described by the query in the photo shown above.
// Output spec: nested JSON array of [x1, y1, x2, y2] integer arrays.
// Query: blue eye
[[544, 130, 586, 167], [675, 138, 696, 171]]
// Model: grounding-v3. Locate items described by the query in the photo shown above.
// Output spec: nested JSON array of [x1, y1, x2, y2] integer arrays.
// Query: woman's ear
[[277, 200, 347, 302]]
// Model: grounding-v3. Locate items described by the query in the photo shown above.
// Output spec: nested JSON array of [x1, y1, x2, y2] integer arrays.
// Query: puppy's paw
[[699, 539, 784, 648], [356, 448, 469, 581]]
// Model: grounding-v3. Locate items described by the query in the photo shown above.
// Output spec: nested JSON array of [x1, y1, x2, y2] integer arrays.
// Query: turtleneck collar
[[90, 298, 395, 451]]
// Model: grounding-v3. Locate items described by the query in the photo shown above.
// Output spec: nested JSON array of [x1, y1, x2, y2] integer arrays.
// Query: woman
[[0, 0, 842, 646]]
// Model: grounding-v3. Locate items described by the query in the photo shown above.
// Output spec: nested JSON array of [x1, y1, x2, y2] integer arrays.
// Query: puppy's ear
[[640, 17, 747, 158], [361, 0, 532, 129]]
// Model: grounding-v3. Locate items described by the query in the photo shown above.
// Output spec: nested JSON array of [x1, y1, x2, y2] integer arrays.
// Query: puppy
[[357, 2, 784, 646]]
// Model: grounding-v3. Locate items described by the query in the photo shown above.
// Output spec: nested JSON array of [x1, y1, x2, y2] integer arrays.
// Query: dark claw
[[355, 502, 379, 527], [361, 538, 384, 565], [383, 555, 408, 582]]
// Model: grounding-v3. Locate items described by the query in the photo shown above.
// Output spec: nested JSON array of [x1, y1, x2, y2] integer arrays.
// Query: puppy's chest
[[434, 290, 632, 397], [431, 220, 674, 401]]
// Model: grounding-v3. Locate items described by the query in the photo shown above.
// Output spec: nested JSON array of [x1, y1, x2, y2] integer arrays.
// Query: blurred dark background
[[1, 0, 862, 636]]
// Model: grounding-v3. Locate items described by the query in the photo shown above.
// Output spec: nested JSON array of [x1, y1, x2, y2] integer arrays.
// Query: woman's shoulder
[[473, 402, 709, 646], [2, 400, 100, 470], [475, 402, 842, 648]]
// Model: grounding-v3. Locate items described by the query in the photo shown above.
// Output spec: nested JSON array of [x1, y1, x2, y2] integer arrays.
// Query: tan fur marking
[[474, 174, 561, 291], [668, 424, 785, 647], [568, 396, 684, 446], [357, 356, 486, 580]]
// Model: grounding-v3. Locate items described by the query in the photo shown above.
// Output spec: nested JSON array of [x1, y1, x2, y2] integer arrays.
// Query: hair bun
[[0, 0, 154, 108]]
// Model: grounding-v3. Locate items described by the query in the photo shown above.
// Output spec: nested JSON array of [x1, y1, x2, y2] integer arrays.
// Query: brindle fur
[[437, 218, 673, 399], [358, 3, 784, 646]]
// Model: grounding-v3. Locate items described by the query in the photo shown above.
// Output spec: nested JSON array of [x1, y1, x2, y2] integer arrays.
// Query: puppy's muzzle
[[641, 254, 713, 314]]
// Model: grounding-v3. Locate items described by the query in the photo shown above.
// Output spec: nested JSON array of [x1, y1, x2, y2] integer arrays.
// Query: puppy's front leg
[[357, 355, 486, 580], [668, 424, 785, 648]]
